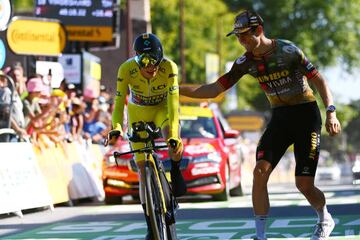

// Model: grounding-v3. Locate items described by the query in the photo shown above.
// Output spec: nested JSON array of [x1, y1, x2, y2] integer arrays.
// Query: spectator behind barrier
[[42, 90, 69, 147], [7, 62, 27, 99], [2, 64, 29, 141], [83, 95, 111, 144], [1, 69, 115, 146], [100, 84, 111, 103], [6, 69, 28, 142], [70, 97, 84, 142], [0, 71, 12, 132], [83, 87, 101, 140], [23, 76, 66, 149], [23, 76, 45, 130]]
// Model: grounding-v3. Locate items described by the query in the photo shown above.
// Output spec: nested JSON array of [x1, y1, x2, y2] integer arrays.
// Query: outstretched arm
[[179, 81, 224, 98]]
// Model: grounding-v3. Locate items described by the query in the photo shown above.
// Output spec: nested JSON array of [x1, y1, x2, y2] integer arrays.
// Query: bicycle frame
[[143, 141, 168, 218], [113, 121, 172, 240]]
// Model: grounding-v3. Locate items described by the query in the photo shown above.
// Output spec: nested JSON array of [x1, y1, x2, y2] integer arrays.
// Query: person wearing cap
[[65, 83, 77, 99], [23, 77, 44, 126], [23, 77, 62, 143], [180, 10, 340, 240]]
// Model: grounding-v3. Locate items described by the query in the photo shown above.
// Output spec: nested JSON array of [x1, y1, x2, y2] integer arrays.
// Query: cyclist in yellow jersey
[[106, 33, 184, 239]]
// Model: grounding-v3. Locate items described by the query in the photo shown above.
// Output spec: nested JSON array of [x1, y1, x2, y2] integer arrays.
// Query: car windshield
[[180, 116, 218, 138]]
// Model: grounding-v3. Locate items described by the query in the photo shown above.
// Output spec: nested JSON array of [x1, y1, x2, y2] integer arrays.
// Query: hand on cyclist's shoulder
[[167, 137, 183, 161], [325, 113, 341, 136]]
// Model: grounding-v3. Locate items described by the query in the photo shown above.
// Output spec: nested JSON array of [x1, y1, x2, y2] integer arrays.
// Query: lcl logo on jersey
[[151, 84, 166, 93], [130, 68, 138, 78]]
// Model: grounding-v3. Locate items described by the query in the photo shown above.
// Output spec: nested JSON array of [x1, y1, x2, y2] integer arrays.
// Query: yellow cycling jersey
[[112, 57, 180, 139]]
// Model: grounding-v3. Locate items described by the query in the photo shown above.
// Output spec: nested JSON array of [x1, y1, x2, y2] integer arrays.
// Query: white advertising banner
[[0, 142, 52, 215]]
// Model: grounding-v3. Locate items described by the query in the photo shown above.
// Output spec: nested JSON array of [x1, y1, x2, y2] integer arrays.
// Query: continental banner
[[6, 17, 66, 56]]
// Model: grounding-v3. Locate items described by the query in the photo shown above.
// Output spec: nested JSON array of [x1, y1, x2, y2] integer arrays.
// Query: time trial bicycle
[[113, 121, 178, 240]]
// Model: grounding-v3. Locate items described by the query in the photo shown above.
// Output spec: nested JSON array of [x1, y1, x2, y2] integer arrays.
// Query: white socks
[[316, 205, 332, 223], [255, 215, 268, 239]]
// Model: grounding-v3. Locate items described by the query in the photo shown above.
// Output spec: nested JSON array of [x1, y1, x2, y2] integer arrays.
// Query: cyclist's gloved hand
[[167, 137, 183, 162], [105, 124, 123, 146]]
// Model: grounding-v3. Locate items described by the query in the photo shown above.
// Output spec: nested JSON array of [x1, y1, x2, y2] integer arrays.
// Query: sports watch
[[326, 105, 336, 113]]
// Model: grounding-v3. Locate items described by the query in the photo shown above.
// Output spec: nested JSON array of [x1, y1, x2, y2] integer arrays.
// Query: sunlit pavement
[[1, 181, 359, 239]]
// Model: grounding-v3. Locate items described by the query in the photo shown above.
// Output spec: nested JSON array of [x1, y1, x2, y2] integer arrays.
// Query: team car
[[102, 105, 244, 204]]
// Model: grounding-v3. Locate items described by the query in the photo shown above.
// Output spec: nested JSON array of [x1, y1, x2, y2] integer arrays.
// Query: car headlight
[[191, 152, 222, 163]]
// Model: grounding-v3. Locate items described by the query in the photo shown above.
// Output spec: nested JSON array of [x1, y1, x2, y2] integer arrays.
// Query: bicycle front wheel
[[145, 161, 167, 240]]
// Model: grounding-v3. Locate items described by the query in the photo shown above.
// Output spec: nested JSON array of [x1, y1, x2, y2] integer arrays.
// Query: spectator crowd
[[0, 62, 113, 148]]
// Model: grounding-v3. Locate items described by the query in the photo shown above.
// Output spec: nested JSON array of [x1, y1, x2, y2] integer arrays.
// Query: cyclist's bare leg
[[296, 176, 335, 239], [136, 159, 146, 203], [295, 176, 325, 210], [296, 176, 332, 222], [253, 160, 272, 239], [252, 160, 272, 215]]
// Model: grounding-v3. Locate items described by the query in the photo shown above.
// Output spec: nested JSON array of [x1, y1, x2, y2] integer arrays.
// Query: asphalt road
[[0, 182, 359, 239]]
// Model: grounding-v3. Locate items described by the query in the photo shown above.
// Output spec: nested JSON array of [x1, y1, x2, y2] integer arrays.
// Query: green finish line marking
[[4, 215, 360, 240]]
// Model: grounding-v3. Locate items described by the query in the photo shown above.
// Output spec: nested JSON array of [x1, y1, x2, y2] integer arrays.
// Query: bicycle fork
[[144, 152, 168, 216]]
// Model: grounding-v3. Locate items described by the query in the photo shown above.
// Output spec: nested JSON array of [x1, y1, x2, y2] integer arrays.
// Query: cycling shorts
[[256, 101, 322, 177], [127, 102, 169, 162]]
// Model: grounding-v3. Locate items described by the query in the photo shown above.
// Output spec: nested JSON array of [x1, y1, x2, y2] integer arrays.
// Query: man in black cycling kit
[[180, 10, 341, 240]]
